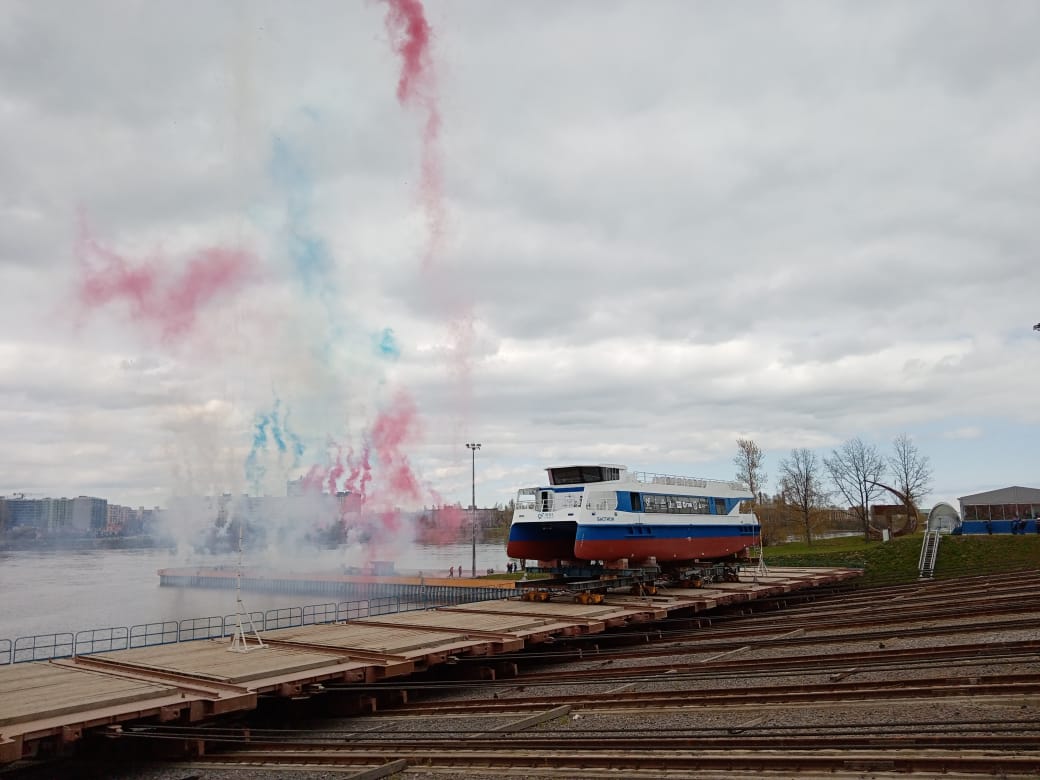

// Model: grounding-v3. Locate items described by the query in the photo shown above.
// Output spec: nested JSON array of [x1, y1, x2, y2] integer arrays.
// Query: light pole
[[466, 442, 481, 578]]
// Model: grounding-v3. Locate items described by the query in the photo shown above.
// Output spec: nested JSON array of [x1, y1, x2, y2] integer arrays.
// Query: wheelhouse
[[547, 465, 622, 485]]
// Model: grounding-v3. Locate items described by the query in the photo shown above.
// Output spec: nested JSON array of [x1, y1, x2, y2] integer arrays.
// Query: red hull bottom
[[574, 537, 752, 562], [506, 540, 575, 561]]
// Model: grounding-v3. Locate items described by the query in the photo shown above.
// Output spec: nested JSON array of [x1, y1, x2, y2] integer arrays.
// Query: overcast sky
[[1, 0, 1037, 516]]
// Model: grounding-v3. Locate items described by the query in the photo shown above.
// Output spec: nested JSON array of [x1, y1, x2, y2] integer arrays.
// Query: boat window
[[548, 466, 617, 485], [715, 498, 726, 515], [516, 488, 537, 510], [643, 494, 710, 514]]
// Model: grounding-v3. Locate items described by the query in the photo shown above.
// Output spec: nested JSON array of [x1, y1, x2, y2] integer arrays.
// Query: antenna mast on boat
[[229, 513, 265, 653]]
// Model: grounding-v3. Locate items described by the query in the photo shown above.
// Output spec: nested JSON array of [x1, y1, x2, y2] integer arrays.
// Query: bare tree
[[886, 433, 933, 532], [777, 448, 829, 545], [824, 437, 886, 540], [733, 438, 767, 504]]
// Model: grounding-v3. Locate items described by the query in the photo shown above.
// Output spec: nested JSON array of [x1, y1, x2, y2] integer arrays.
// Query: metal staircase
[[918, 529, 942, 579]]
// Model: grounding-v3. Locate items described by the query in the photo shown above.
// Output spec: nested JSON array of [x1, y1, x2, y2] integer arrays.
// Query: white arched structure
[[927, 502, 961, 533]]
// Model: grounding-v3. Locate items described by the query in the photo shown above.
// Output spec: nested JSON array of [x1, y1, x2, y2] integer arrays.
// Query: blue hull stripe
[[577, 524, 758, 541], [509, 522, 759, 543]]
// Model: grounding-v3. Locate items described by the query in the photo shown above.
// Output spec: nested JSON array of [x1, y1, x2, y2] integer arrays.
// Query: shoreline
[[0, 536, 173, 552]]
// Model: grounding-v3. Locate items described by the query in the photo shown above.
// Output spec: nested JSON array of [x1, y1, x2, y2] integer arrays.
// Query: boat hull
[[507, 518, 758, 563], [506, 520, 578, 561]]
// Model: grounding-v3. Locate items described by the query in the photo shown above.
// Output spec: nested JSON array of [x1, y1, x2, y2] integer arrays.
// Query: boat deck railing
[[633, 471, 747, 491], [515, 473, 749, 512], [516, 489, 581, 512]]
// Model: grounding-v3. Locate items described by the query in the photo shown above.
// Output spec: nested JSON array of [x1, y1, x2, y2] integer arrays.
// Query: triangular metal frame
[[751, 522, 768, 583], [228, 517, 265, 653]]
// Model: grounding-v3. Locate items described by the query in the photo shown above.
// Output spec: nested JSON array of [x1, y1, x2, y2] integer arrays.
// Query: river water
[[0, 541, 511, 642]]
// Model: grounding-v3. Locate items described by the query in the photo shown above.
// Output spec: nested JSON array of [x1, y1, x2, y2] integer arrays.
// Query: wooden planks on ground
[[0, 663, 177, 727], [85, 639, 371, 687]]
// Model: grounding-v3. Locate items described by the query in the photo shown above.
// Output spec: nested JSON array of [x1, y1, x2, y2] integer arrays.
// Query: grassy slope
[[762, 533, 1040, 587]]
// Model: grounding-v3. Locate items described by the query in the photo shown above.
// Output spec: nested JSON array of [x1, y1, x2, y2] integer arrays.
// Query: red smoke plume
[[381, 0, 444, 266], [370, 390, 423, 502], [76, 218, 255, 341]]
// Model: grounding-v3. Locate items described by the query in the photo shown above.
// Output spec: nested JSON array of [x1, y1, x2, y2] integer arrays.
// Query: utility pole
[[466, 442, 481, 578]]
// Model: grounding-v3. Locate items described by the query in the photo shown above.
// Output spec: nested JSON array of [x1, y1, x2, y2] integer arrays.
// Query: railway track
[[518, 601, 1040, 648], [371, 673, 1040, 714], [696, 603, 1039, 634], [128, 719, 1040, 751], [322, 640, 1040, 702], [460, 593, 1040, 664], [502, 638, 1040, 683], [173, 745, 1040, 776], [123, 712, 1040, 777]]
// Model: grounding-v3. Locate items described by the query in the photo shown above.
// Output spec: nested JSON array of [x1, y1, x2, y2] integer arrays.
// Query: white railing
[[515, 489, 584, 512], [633, 471, 745, 491], [585, 492, 617, 511], [918, 530, 942, 578], [516, 488, 538, 510]]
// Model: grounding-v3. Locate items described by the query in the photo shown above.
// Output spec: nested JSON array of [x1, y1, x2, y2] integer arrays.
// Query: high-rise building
[[106, 503, 137, 533], [41, 497, 74, 533], [71, 496, 108, 533], [5, 498, 42, 530]]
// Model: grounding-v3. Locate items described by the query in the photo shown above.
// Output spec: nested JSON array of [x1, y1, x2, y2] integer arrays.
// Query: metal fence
[[12, 632, 73, 664], [129, 621, 178, 648], [3, 588, 514, 664]]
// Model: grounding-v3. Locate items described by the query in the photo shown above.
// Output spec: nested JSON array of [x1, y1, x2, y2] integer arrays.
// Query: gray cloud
[[1, 0, 1038, 511]]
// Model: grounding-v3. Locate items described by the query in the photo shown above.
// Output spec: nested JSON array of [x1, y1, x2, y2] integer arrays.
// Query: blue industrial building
[[957, 486, 1040, 535]]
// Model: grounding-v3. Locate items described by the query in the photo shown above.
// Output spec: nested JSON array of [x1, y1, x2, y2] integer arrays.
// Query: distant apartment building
[[137, 506, 157, 532], [73, 496, 107, 533], [106, 503, 139, 534], [40, 497, 74, 533], [49, 496, 108, 534], [0, 495, 107, 535], [4, 498, 43, 530]]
